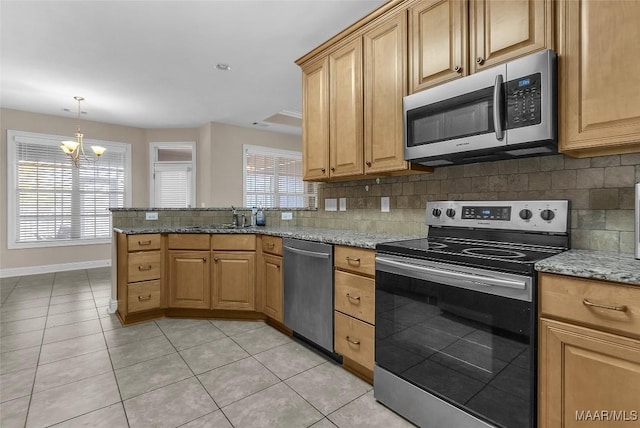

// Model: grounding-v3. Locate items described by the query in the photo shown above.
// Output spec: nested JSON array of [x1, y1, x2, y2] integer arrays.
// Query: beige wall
[[0, 109, 301, 273], [203, 122, 302, 207]]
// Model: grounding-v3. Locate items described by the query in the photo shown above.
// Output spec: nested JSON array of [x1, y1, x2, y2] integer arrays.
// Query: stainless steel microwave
[[404, 49, 557, 166]]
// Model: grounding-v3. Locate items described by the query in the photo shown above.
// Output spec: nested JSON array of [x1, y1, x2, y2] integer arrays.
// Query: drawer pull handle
[[138, 240, 152, 245], [346, 257, 361, 264], [267, 243, 275, 248], [582, 299, 627, 312], [138, 294, 152, 301], [138, 265, 152, 271], [346, 293, 361, 303], [346, 336, 360, 345]]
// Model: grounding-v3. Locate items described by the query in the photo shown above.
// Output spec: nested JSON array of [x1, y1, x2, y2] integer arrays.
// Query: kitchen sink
[[180, 224, 251, 230]]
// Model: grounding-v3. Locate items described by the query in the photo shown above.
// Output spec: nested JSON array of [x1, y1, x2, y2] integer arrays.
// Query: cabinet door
[[470, 0, 552, 73], [302, 57, 330, 181], [558, 0, 640, 156], [262, 254, 283, 322], [168, 251, 210, 309], [409, 0, 467, 93], [329, 38, 364, 178], [212, 252, 256, 310], [364, 12, 410, 174], [539, 319, 640, 428]]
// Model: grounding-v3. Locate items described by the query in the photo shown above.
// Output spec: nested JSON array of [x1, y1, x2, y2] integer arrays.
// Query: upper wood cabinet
[[408, 0, 553, 93], [299, 8, 431, 181], [409, 0, 468, 93], [301, 57, 330, 181], [469, 0, 553, 74], [557, 0, 640, 157], [364, 12, 414, 174], [329, 38, 364, 178]]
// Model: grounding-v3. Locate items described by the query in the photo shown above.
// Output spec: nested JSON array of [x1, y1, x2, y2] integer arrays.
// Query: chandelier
[[60, 96, 105, 167]]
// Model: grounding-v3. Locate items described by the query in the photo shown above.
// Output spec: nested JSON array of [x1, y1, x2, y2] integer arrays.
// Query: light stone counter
[[535, 249, 640, 286], [113, 225, 422, 250]]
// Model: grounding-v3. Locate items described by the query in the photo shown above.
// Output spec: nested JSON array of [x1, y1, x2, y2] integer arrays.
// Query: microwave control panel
[[506, 73, 542, 129]]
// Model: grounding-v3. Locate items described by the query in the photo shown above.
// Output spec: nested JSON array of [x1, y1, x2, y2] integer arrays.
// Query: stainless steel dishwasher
[[283, 238, 334, 353]]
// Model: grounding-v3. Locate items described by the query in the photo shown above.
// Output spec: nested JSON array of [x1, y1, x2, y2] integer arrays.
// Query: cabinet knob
[[454, 65, 462, 73], [366, 161, 372, 167], [476, 57, 485, 65], [330, 167, 335, 171], [321, 168, 326, 173], [138, 294, 151, 301], [214, 257, 219, 262], [202, 257, 207, 262]]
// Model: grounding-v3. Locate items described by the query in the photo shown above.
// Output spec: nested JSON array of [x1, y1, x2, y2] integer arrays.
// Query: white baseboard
[[0, 259, 111, 278], [107, 298, 118, 314]]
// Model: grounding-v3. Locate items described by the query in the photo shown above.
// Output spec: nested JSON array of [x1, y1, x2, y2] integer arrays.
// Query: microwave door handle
[[493, 74, 504, 141]]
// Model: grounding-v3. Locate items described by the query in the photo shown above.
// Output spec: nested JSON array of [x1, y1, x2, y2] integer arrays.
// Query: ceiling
[[1, 0, 387, 135]]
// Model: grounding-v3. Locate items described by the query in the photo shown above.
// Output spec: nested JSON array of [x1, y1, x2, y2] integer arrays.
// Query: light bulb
[[91, 146, 106, 156], [62, 140, 79, 151]]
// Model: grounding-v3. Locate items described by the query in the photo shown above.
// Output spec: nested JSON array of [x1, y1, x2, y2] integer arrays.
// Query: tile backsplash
[[314, 153, 639, 253], [112, 153, 639, 254]]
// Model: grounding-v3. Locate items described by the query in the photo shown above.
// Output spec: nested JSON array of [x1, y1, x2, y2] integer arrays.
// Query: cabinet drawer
[[335, 311, 374, 371], [128, 280, 161, 313], [127, 234, 161, 251], [335, 270, 375, 324], [212, 234, 256, 251], [127, 251, 161, 283], [334, 246, 375, 276], [262, 235, 282, 256], [540, 273, 640, 339], [168, 234, 210, 250]]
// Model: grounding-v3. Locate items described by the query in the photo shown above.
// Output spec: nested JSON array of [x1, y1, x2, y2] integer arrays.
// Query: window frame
[[148, 141, 196, 208], [242, 144, 317, 209], [6, 130, 132, 249]]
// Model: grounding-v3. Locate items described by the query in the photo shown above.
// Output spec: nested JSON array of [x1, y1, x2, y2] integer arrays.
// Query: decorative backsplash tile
[[111, 153, 639, 254]]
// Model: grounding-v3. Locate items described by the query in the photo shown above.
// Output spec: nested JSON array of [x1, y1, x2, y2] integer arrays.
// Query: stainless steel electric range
[[374, 200, 570, 428]]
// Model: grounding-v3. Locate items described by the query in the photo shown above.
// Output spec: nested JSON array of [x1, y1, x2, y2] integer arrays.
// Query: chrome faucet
[[231, 206, 239, 227]]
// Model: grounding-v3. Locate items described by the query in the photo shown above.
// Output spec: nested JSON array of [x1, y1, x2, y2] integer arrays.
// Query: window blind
[[244, 146, 317, 209], [153, 163, 192, 208], [8, 131, 129, 247]]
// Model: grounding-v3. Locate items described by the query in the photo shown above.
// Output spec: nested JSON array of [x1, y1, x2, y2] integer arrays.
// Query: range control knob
[[446, 208, 456, 218], [540, 209, 555, 221], [432, 208, 442, 217], [519, 209, 533, 220]]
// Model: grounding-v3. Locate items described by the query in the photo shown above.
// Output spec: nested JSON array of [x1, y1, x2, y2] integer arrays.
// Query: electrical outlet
[[145, 212, 158, 220], [325, 198, 337, 211], [381, 197, 390, 213], [281, 212, 293, 220]]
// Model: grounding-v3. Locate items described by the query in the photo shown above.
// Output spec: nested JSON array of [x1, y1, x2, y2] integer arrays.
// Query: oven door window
[[406, 86, 495, 147], [376, 270, 533, 428]]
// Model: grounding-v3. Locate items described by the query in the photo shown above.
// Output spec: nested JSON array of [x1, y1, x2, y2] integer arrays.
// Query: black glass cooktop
[[377, 236, 564, 274]]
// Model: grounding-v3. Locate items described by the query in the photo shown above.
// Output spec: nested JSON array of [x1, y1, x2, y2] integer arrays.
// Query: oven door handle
[[376, 256, 527, 290]]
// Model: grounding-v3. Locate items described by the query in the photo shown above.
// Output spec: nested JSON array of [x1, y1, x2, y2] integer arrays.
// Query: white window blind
[[7, 131, 130, 248], [153, 163, 193, 208], [244, 145, 317, 209]]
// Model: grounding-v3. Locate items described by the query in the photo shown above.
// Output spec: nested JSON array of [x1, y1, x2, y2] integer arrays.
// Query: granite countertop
[[535, 249, 640, 286], [113, 225, 421, 249]]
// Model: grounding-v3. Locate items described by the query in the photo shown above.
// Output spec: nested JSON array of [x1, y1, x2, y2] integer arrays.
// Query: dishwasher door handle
[[283, 245, 331, 259]]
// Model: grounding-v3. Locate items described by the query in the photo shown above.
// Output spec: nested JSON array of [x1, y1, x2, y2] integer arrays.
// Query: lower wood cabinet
[[211, 251, 256, 311], [261, 253, 283, 322], [334, 311, 375, 371], [168, 251, 210, 309], [538, 273, 640, 428], [127, 280, 161, 313]]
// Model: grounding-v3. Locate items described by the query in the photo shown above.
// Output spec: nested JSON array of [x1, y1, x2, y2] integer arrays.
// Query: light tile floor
[[0, 268, 416, 428]]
